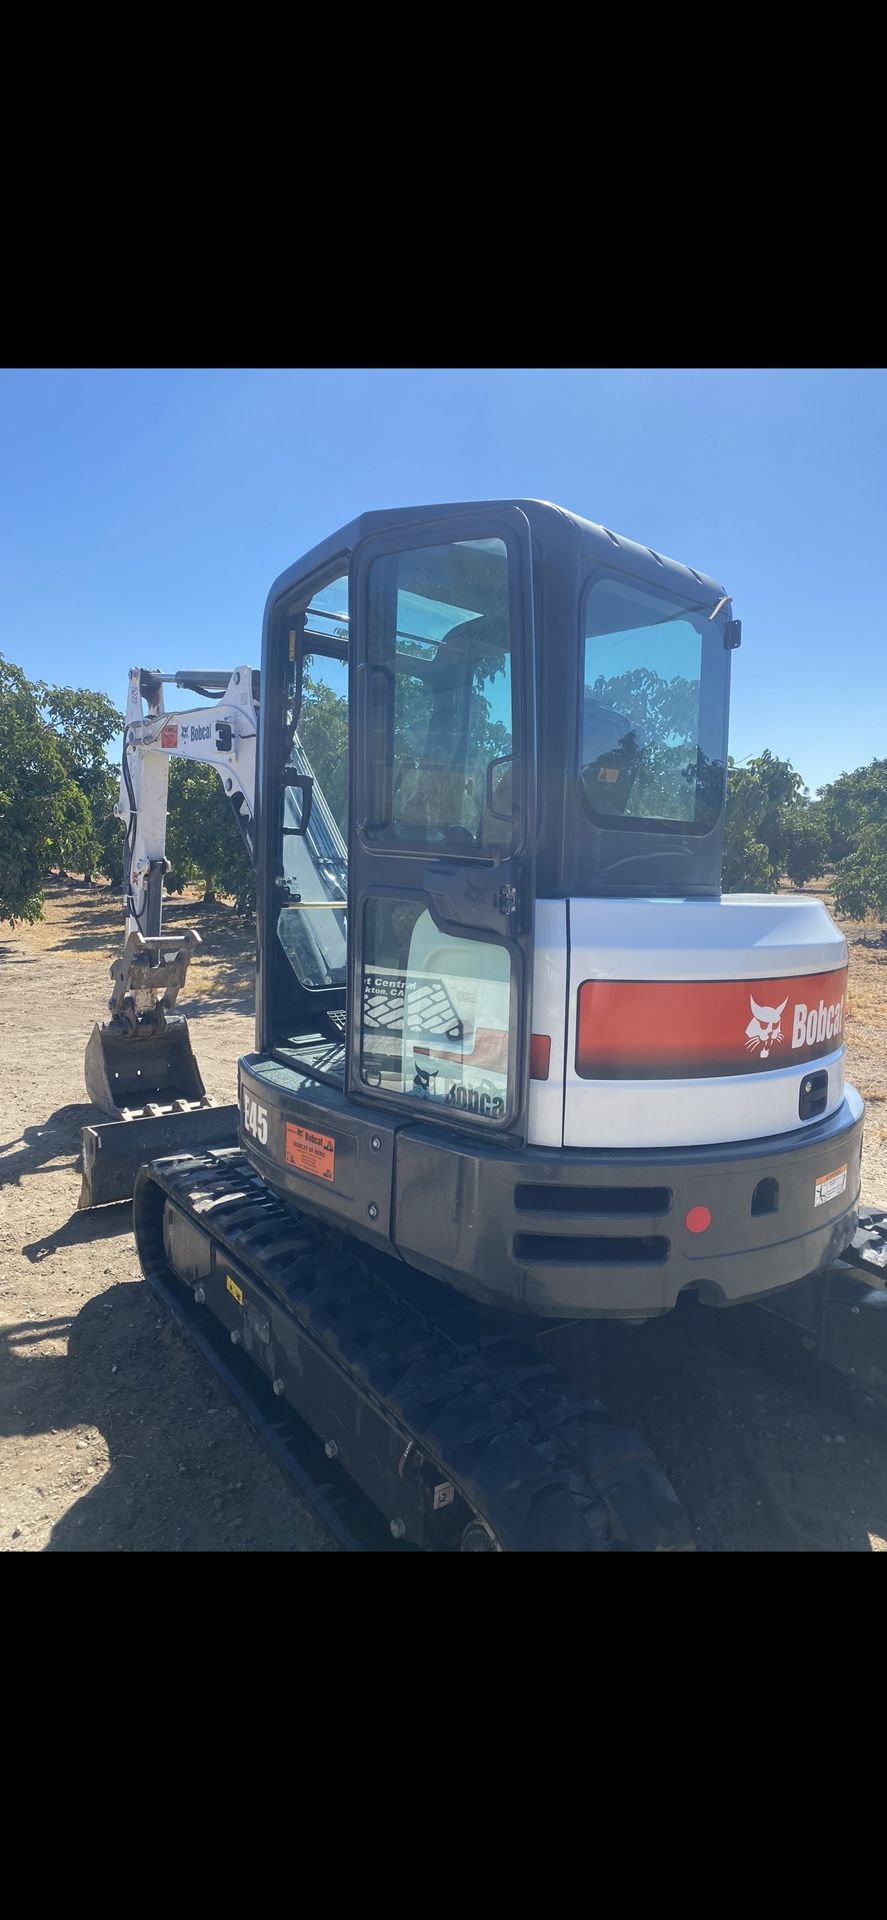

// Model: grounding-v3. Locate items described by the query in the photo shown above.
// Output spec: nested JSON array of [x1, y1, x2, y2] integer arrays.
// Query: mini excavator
[[80, 501, 887, 1550]]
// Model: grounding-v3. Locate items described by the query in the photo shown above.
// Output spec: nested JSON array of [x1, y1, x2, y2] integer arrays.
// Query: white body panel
[[562, 1037, 845, 1149], [528, 899, 569, 1146], [565, 894, 848, 983], [528, 895, 848, 1152]]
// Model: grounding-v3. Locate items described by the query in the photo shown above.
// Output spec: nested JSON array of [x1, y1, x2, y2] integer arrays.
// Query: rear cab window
[[579, 575, 728, 835]]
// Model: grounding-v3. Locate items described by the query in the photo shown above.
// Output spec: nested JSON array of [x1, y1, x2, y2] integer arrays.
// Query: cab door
[[346, 509, 536, 1137]]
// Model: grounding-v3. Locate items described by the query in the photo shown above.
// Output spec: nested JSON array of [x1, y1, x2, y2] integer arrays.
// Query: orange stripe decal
[[576, 970, 847, 1080]]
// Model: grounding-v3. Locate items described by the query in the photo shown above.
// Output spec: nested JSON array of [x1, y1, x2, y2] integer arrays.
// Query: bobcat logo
[[745, 995, 788, 1060]]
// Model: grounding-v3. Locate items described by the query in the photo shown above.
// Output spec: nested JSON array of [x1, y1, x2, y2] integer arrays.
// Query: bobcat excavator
[[81, 499, 887, 1550]]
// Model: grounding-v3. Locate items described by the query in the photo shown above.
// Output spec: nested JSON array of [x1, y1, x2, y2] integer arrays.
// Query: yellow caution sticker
[[226, 1275, 244, 1306]]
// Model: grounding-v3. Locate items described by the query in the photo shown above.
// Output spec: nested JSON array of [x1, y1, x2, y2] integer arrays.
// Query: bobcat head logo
[[746, 995, 788, 1060]]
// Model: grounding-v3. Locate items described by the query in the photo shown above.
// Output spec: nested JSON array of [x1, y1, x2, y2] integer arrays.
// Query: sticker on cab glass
[[814, 1164, 848, 1207], [285, 1122, 336, 1183], [226, 1275, 244, 1305]]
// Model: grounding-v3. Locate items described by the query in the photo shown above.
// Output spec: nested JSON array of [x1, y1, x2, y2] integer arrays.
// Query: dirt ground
[[0, 883, 333, 1552], [2, 881, 886, 1553]]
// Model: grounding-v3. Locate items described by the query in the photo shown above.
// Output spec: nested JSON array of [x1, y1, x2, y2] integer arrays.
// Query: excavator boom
[[79, 664, 257, 1202]]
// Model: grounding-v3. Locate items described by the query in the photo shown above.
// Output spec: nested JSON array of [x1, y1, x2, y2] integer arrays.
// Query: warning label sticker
[[285, 1122, 336, 1183], [160, 723, 178, 749], [814, 1164, 848, 1207]]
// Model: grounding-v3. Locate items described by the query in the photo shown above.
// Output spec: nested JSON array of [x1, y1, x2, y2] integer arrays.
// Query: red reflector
[[685, 1205, 712, 1234], [530, 1034, 551, 1080]]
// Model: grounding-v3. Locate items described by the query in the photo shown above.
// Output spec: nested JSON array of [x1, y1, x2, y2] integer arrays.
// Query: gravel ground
[[1, 882, 885, 1553]]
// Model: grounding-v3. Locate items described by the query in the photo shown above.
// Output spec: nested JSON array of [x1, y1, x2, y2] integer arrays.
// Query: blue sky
[[1, 367, 884, 793]]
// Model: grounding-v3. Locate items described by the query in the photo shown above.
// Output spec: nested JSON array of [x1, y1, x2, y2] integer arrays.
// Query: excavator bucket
[[84, 1012, 208, 1116], [79, 1099, 239, 1209], [80, 1012, 238, 1208]]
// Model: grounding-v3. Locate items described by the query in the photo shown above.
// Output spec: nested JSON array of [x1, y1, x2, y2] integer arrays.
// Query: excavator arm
[[80, 665, 259, 1204], [116, 663, 258, 944]]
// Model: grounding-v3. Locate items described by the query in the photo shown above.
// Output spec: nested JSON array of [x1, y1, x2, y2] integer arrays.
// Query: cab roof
[[263, 499, 728, 621]]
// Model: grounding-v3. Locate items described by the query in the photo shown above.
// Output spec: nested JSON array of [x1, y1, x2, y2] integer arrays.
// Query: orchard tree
[[818, 760, 887, 926], [832, 824, 887, 932], [164, 760, 254, 910], [38, 682, 124, 881], [0, 654, 94, 923], [722, 751, 830, 892], [819, 758, 887, 865]]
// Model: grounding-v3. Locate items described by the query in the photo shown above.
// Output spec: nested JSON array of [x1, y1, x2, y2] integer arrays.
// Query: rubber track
[[134, 1149, 694, 1552], [145, 1259, 387, 1553]]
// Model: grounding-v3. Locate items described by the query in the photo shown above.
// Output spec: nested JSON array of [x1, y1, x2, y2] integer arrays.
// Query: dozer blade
[[79, 1102, 239, 1209], [84, 1014, 208, 1117]]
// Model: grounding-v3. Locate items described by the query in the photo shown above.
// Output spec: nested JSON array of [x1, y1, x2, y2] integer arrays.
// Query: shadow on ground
[[577, 1311, 885, 1552], [0, 1281, 308, 1552], [187, 944, 256, 1015], [22, 1202, 134, 1264], [0, 1103, 97, 1187], [0, 944, 38, 963]]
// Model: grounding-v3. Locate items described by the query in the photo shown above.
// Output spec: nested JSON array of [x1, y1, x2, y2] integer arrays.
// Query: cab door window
[[364, 537, 514, 854]]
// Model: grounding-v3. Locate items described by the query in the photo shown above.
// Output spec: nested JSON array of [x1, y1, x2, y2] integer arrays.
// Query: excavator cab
[[256, 501, 733, 1149]]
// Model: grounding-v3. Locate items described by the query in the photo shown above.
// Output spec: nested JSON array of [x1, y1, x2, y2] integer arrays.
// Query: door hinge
[[497, 883, 518, 916]]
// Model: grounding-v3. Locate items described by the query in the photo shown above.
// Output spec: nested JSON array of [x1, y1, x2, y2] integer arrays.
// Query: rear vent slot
[[515, 1184, 670, 1216], [514, 1233, 670, 1265]]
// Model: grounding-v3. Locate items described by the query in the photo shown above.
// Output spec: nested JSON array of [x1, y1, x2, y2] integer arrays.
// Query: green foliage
[[0, 653, 94, 923], [38, 681, 124, 880], [722, 750, 830, 893], [164, 760, 255, 910], [818, 758, 887, 865], [832, 823, 887, 927], [817, 760, 887, 923], [721, 822, 775, 894], [781, 804, 832, 888]]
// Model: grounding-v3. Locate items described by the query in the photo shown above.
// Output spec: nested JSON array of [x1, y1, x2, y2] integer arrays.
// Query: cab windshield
[[578, 575, 727, 833]]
